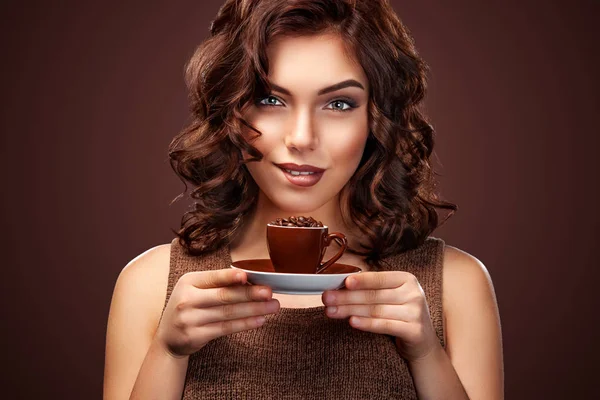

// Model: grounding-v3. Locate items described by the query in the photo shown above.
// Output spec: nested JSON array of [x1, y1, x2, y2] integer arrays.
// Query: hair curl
[[168, 0, 457, 268]]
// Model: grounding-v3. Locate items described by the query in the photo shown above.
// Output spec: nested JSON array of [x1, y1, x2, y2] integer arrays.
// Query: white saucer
[[230, 259, 362, 295]]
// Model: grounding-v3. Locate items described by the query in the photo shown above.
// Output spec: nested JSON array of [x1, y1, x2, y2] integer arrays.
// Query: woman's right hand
[[154, 269, 279, 358]]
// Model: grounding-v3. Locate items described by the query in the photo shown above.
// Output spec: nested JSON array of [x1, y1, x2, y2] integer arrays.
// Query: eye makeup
[[256, 95, 359, 113]]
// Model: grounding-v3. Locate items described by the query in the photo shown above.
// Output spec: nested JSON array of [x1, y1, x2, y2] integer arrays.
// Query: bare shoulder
[[104, 243, 172, 398], [121, 242, 172, 279], [440, 245, 504, 398], [442, 245, 494, 290], [442, 245, 498, 323], [112, 243, 172, 335]]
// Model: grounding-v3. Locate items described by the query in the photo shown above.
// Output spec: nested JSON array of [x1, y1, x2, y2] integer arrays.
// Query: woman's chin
[[258, 188, 337, 215], [268, 197, 327, 215], [273, 203, 322, 214]]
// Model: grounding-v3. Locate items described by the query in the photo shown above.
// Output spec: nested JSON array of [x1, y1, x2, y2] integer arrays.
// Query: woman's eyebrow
[[269, 79, 365, 96]]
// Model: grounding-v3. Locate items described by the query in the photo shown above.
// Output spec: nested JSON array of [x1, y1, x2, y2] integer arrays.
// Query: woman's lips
[[274, 163, 325, 187]]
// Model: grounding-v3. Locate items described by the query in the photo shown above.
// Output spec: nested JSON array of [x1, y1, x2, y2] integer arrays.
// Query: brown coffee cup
[[266, 224, 348, 274]]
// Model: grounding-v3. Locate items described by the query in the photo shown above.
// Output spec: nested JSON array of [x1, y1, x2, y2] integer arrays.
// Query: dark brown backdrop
[[1, 0, 598, 398]]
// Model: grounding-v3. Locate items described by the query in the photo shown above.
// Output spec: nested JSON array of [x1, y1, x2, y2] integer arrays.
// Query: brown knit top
[[162, 236, 446, 399]]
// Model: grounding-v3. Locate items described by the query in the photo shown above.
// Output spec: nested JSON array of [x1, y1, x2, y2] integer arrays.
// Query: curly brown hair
[[168, 0, 457, 268]]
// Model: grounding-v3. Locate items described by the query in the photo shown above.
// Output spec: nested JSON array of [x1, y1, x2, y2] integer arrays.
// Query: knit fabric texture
[[161, 236, 446, 399]]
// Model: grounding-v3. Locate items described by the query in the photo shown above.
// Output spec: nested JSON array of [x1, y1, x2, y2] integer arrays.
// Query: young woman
[[104, 1, 503, 399]]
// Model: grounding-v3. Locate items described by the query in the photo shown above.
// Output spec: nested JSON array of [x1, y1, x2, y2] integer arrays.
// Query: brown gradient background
[[1, 0, 598, 398]]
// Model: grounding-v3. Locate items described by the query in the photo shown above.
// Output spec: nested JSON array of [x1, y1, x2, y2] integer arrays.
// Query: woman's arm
[[408, 246, 504, 400], [128, 337, 189, 400], [407, 343, 470, 399], [104, 244, 187, 400]]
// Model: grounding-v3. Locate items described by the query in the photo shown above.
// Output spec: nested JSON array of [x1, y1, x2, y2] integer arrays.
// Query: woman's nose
[[284, 110, 318, 152]]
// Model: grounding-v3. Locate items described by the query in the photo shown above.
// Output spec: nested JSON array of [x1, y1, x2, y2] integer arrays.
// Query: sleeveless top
[[161, 236, 446, 399]]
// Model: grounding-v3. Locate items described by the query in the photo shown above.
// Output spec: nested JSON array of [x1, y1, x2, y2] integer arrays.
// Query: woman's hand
[[322, 271, 441, 363], [154, 269, 279, 358]]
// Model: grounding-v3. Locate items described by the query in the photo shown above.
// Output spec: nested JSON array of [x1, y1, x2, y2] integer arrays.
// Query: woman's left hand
[[322, 271, 441, 363]]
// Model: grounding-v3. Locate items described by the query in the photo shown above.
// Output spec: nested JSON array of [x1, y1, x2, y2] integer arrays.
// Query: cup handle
[[317, 233, 348, 273]]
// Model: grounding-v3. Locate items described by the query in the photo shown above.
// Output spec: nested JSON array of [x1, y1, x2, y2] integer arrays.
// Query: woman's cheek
[[324, 121, 369, 164], [250, 115, 287, 153]]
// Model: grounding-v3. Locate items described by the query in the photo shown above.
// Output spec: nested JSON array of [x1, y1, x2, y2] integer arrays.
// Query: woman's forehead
[[265, 34, 368, 93]]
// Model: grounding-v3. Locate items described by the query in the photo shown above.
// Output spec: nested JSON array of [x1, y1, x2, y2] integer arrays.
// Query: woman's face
[[243, 33, 370, 214]]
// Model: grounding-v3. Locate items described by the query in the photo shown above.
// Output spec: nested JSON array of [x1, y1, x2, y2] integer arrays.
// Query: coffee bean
[[269, 216, 324, 227]]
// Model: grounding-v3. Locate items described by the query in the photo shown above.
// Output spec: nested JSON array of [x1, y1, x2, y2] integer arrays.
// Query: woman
[[104, 0, 503, 399]]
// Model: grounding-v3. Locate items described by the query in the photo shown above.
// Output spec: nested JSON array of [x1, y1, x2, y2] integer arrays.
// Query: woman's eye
[[258, 96, 283, 107], [257, 96, 356, 112], [326, 100, 354, 112]]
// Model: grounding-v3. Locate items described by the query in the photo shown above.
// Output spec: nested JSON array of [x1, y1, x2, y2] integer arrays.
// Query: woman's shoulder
[[442, 245, 491, 287], [119, 243, 172, 287], [113, 243, 172, 335], [442, 244, 493, 302], [441, 244, 497, 342]]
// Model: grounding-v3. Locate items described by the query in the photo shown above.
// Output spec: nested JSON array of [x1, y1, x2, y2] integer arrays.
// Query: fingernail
[[327, 306, 337, 315], [324, 293, 335, 304], [266, 300, 279, 312], [258, 288, 269, 297]]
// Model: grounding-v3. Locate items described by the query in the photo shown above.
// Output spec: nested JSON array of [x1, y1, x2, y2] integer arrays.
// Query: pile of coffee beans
[[269, 216, 324, 227]]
